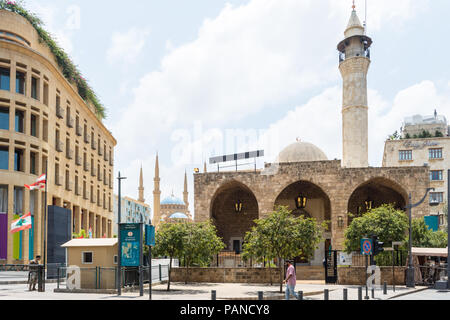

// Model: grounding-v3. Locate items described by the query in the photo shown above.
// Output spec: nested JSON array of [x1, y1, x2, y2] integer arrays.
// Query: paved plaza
[[0, 277, 435, 300]]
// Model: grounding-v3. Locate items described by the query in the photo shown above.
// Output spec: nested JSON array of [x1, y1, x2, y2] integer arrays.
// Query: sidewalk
[[0, 271, 58, 285]]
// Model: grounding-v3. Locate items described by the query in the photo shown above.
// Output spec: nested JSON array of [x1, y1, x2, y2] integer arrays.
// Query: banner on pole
[[145, 225, 155, 247], [120, 224, 141, 267]]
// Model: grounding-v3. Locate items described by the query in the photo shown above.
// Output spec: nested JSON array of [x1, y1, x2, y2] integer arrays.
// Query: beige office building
[[0, 9, 116, 265], [383, 113, 449, 226]]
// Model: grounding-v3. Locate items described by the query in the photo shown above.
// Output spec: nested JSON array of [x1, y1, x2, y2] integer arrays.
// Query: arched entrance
[[210, 181, 259, 253], [347, 177, 408, 224], [274, 181, 332, 266]]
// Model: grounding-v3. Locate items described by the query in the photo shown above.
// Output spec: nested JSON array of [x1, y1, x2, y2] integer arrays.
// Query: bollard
[[343, 288, 348, 300], [258, 291, 264, 300], [358, 287, 362, 300], [159, 264, 162, 282], [383, 282, 388, 295], [324, 289, 329, 300], [211, 290, 216, 300], [372, 287, 375, 299], [298, 291, 303, 301]]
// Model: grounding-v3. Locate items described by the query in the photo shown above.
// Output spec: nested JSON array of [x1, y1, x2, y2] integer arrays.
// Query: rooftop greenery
[[0, 0, 106, 119]]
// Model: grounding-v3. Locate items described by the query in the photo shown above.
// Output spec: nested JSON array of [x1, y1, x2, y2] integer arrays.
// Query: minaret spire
[[153, 153, 161, 228], [138, 165, 145, 202], [183, 170, 190, 217]]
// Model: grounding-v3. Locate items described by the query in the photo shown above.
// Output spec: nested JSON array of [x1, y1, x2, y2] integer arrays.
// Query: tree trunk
[[279, 257, 283, 293], [167, 256, 172, 291], [185, 259, 189, 285]]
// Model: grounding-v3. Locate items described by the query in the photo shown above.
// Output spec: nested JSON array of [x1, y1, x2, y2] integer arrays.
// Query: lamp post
[[117, 172, 127, 296], [447, 169, 450, 289], [405, 187, 436, 288]]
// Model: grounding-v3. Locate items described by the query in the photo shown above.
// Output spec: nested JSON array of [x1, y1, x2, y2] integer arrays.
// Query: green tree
[[242, 206, 326, 293], [409, 218, 448, 248], [153, 222, 186, 291], [344, 204, 409, 253]]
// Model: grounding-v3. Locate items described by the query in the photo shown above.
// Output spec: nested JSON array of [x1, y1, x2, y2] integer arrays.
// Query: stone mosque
[[192, 7, 431, 266]]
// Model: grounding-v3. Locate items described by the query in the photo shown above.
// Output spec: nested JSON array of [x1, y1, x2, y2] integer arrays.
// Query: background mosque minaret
[[138, 165, 145, 203], [338, 5, 372, 168], [153, 153, 161, 228]]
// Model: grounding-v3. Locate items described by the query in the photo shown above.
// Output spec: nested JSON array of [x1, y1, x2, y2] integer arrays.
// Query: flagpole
[[42, 160, 48, 290]]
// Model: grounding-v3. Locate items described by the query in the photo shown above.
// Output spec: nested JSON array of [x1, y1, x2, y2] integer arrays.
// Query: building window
[[82, 251, 93, 264], [14, 148, 24, 172], [30, 152, 37, 175], [0, 68, 10, 91], [430, 170, 444, 181], [0, 146, 8, 170], [429, 148, 443, 160], [31, 77, 39, 100], [399, 150, 412, 161], [43, 82, 49, 106], [113, 255, 118, 265], [15, 110, 24, 133], [430, 192, 444, 204], [30, 114, 38, 137], [0, 107, 8, 130], [16, 71, 26, 95]]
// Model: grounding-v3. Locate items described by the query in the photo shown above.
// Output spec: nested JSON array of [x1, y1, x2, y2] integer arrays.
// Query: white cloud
[[111, 0, 434, 213], [107, 27, 150, 66]]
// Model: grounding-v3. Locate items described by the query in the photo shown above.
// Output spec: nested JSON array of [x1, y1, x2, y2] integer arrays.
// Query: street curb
[[0, 279, 58, 285], [387, 287, 429, 300], [219, 290, 335, 301]]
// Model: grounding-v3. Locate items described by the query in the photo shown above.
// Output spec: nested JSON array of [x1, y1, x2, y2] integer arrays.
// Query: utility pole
[[117, 172, 127, 296]]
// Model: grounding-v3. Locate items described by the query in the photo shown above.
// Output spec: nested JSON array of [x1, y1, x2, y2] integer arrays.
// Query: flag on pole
[[10, 213, 32, 233], [88, 227, 93, 239], [24, 174, 46, 190]]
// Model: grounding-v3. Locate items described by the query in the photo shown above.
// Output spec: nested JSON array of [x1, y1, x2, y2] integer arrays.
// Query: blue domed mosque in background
[[152, 154, 192, 228]]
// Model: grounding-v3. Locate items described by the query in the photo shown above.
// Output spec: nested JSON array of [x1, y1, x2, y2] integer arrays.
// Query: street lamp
[[117, 171, 127, 296], [295, 195, 307, 209], [405, 187, 436, 288]]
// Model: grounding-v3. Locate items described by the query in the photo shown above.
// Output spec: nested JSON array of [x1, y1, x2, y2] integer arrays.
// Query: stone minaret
[[183, 170, 190, 216], [153, 154, 161, 227], [338, 6, 372, 168], [138, 165, 145, 203]]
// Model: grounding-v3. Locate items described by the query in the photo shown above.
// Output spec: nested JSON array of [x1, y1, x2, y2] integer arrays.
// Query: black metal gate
[[325, 250, 338, 284]]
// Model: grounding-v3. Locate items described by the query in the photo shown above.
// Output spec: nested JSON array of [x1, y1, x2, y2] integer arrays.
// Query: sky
[[23, 0, 450, 218]]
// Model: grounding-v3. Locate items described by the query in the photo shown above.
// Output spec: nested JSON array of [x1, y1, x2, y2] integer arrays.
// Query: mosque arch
[[347, 177, 408, 224], [209, 180, 259, 252], [273, 180, 332, 266]]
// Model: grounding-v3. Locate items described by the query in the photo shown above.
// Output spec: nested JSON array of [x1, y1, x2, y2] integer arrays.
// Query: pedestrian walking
[[283, 260, 299, 300], [28, 255, 41, 291]]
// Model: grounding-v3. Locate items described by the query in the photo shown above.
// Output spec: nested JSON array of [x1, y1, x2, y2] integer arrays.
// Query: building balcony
[[103, 175, 108, 186], [84, 133, 91, 144], [91, 194, 96, 204], [55, 175, 63, 186], [91, 140, 97, 150], [66, 148, 74, 160], [76, 125, 83, 137], [67, 116, 74, 128], [66, 181, 73, 192], [98, 171, 103, 182], [98, 147, 103, 156], [109, 179, 113, 189], [83, 190, 90, 200], [91, 167, 97, 177], [104, 152, 109, 162], [56, 105, 64, 119], [75, 184, 81, 196], [56, 140, 64, 152], [84, 162, 90, 172], [109, 157, 114, 166], [75, 155, 82, 166]]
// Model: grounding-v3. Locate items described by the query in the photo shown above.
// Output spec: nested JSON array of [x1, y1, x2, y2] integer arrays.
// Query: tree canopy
[[242, 206, 327, 292], [344, 204, 409, 253], [410, 218, 448, 248]]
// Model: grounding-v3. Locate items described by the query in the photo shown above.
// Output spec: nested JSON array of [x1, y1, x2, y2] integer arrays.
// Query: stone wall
[[170, 268, 281, 284], [195, 160, 430, 250], [338, 266, 406, 285]]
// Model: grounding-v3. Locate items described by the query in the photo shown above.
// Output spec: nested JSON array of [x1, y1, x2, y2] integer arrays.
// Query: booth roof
[[61, 238, 118, 247]]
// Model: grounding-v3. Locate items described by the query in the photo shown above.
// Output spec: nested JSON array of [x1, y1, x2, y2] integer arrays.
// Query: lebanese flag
[[10, 213, 32, 233], [25, 174, 46, 190]]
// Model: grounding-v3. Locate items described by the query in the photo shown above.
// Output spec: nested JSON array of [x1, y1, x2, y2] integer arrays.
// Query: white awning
[[412, 247, 448, 257], [61, 238, 118, 248]]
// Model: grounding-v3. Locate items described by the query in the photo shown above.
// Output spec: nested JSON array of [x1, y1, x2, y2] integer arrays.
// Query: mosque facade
[[192, 8, 431, 266]]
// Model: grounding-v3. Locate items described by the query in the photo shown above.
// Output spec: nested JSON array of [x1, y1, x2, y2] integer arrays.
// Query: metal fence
[[56, 264, 170, 290], [348, 250, 407, 267], [210, 251, 276, 268]]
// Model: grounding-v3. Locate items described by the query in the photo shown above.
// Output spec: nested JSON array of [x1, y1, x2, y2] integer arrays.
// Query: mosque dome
[[169, 212, 189, 219], [277, 140, 328, 163], [161, 194, 185, 206]]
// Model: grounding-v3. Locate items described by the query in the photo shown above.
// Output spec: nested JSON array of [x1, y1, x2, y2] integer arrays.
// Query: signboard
[[338, 252, 353, 266], [145, 225, 155, 247], [120, 224, 142, 267], [361, 238, 373, 256]]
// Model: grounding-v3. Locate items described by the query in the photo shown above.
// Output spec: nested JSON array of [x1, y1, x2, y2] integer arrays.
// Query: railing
[[343, 250, 407, 267], [56, 140, 64, 152], [55, 265, 170, 290], [75, 155, 82, 166], [84, 161, 90, 172], [339, 48, 370, 63], [98, 146, 103, 156], [55, 175, 63, 186], [65, 181, 73, 192], [66, 148, 73, 160], [97, 171, 103, 182], [84, 133, 90, 144], [76, 124, 83, 137], [91, 167, 97, 177], [210, 251, 258, 268], [56, 105, 64, 119], [83, 190, 90, 200], [67, 116, 74, 128], [75, 184, 81, 196], [91, 140, 97, 150]]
